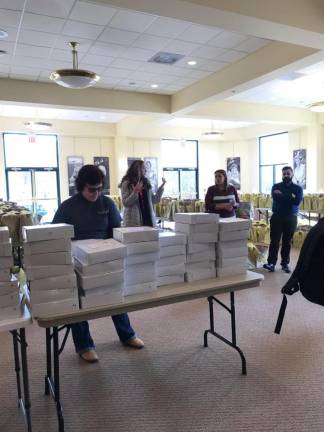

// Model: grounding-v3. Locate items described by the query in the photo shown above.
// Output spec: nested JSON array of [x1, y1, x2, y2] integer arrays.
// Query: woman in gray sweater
[[119, 160, 166, 227]]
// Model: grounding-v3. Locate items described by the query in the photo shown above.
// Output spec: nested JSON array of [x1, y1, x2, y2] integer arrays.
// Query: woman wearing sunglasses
[[53, 164, 143, 363]]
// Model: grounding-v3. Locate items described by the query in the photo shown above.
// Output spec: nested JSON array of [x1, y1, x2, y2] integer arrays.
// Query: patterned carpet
[[2, 251, 324, 432]]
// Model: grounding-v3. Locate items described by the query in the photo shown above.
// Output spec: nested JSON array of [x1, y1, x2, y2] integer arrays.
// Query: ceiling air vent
[[148, 52, 184, 65]]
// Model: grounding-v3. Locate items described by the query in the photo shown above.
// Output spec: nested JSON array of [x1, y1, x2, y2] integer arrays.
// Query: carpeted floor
[[2, 251, 324, 432]]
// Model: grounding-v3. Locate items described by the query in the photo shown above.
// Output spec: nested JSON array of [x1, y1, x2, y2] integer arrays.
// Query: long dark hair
[[119, 159, 151, 189], [214, 169, 228, 190]]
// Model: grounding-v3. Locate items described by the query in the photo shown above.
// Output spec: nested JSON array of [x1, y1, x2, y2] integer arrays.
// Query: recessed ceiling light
[[187, 60, 197, 66], [0, 29, 8, 39], [151, 84, 158, 88]]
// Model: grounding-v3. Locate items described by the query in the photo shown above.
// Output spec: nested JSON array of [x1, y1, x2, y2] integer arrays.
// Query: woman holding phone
[[119, 159, 166, 226]]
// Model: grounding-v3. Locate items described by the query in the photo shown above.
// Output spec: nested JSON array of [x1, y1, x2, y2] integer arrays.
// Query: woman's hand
[[160, 177, 167, 187], [133, 181, 144, 193]]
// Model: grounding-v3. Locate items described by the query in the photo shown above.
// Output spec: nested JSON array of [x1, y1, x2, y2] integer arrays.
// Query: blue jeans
[[71, 313, 135, 354]]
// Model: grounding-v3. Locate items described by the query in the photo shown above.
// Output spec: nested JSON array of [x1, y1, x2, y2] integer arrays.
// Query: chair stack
[[157, 231, 186, 286], [174, 213, 219, 282], [22, 224, 79, 317], [72, 238, 126, 309], [216, 218, 250, 277], [0, 227, 20, 319], [113, 227, 159, 296]]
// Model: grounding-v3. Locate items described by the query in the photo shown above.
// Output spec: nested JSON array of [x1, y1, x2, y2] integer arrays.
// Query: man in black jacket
[[263, 166, 303, 273]]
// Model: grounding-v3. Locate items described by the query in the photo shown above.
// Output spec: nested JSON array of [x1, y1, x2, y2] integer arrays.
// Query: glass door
[[163, 169, 180, 198], [180, 169, 197, 199]]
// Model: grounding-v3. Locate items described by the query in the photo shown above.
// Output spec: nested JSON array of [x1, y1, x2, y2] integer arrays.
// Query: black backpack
[[275, 218, 324, 334]]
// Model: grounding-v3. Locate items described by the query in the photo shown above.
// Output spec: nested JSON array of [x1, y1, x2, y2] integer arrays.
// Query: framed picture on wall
[[127, 157, 140, 168], [144, 157, 158, 192], [67, 156, 84, 196], [94, 156, 110, 194], [293, 149, 306, 189], [226, 157, 241, 190]]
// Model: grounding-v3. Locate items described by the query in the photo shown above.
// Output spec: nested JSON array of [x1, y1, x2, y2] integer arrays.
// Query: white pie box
[[157, 274, 184, 286], [113, 226, 159, 244], [126, 241, 159, 255], [0, 256, 13, 269], [158, 254, 186, 267], [22, 224, 74, 242], [0, 304, 22, 320], [174, 213, 219, 224], [217, 256, 247, 268], [30, 287, 78, 304], [124, 265, 156, 285], [125, 252, 160, 266], [185, 268, 216, 282], [219, 218, 251, 231], [123, 281, 157, 296], [175, 222, 218, 234], [217, 246, 248, 259], [76, 269, 124, 290], [216, 267, 247, 277], [186, 261, 215, 272], [160, 244, 186, 258], [72, 238, 126, 265], [0, 291, 19, 308], [25, 264, 74, 280], [186, 243, 215, 254], [23, 238, 71, 255], [186, 249, 216, 263], [0, 278, 19, 296], [31, 297, 79, 318], [217, 239, 247, 250], [187, 232, 218, 243], [80, 286, 123, 309], [30, 273, 77, 291], [0, 241, 12, 257], [24, 251, 72, 266], [218, 230, 250, 242], [159, 232, 186, 247], [0, 227, 9, 242], [0, 268, 11, 282], [157, 263, 185, 277], [73, 257, 124, 275]]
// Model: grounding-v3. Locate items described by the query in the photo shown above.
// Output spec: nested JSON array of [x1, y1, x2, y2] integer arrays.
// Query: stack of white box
[[23, 224, 79, 317], [72, 238, 126, 309], [113, 227, 159, 296], [174, 213, 219, 282], [0, 227, 21, 320], [216, 218, 250, 277], [157, 231, 186, 286]]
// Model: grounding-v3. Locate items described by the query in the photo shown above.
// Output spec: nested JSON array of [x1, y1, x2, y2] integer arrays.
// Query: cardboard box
[[0, 227, 9, 243], [124, 252, 159, 266], [126, 240, 159, 255], [160, 244, 186, 258], [125, 266, 156, 285], [22, 224, 74, 242], [157, 263, 185, 277], [24, 251, 72, 266], [123, 281, 157, 296], [0, 291, 19, 308], [73, 257, 124, 275], [219, 218, 251, 232], [186, 249, 216, 263], [72, 238, 127, 265], [159, 232, 186, 247], [157, 274, 184, 286], [25, 264, 74, 280], [186, 243, 215, 254], [0, 268, 11, 282], [80, 287, 123, 309], [216, 267, 246, 277], [0, 241, 12, 257], [113, 226, 159, 244], [31, 287, 78, 304], [0, 256, 13, 269], [174, 213, 219, 224], [0, 278, 19, 296], [187, 232, 218, 243], [175, 222, 218, 234], [23, 238, 71, 255], [218, 230, 250, 242], [216, 256, 247, 268], [30, 273, 77, 291], [76, 269, 124, 290], [185, 268, 216, 282], [31, 297, 79, 318], [158, 254, 186, 267], [217, 246, 247, 259]]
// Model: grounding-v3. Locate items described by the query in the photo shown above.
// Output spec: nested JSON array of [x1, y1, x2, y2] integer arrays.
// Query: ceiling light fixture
[[308, 101, 324, 112], [187, 60, 197, 66], [24, 121, 53, 131], [50, 41, 100, 89], [202, 122, 224, 137]]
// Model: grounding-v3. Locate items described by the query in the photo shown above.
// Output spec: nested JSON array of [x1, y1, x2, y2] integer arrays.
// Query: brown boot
[[79, 350, 99, 363], [124, 336, 144, 349]]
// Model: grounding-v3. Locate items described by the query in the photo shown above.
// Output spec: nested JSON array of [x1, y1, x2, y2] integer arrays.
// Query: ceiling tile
[[101, 67, 131, 78], [163, 39, 200, 56], [69, 1, 117, 26], [208, 31, 248, 49], [0, 9, 22, 27], [145, 17, 190, 39], [0, 64, 9, 73], [22, 13, 65, 33], [132, 34, 170, 51], [80, 64, 106, 74], [171, 76, 196, 86], [50, 48, 74, 62], [138, 62, 177, 74], [216, 50, 247, 63], [190, 45, 225, 60], [0, 0, 24, 10], [3, 26, 18, 42], [175, 56, 203, 68], [99, 76, 122, 86], [235, 37, 269, 53], [127, 70, 155, 81], [0, 71, 8, 78], [109, 10, 156, 32], [118, 78, 147, 88], [54, 36, 92, 52], [178, 24, 222, 44], [185, 69, 211, 79], [25, 0, 75, 19], [0, 40, 14, 54], [10, 74, 37, 81], [62, 20, 104, 40], [200, 60, 228, 72], [10, 65, 40, 76], [120, 47, 155, 61], [18, 29, 57, 48], [89, 42, 126, 57], [110, 58, 142, 70], [11, 55, 47, 68], [15, 44, 50, 58], [80, 54, 114, 67], [148, 74, 175, 84], [99, 27, 140, 45]]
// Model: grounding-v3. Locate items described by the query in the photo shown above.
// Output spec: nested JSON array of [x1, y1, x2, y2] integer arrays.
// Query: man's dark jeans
[[267, 214, 297, 266]]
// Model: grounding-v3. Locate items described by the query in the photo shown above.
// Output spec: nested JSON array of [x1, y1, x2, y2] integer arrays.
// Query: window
[[161, 139, 198, 199], [259, 132, 288, 194], [4, 133, 60, 223]]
